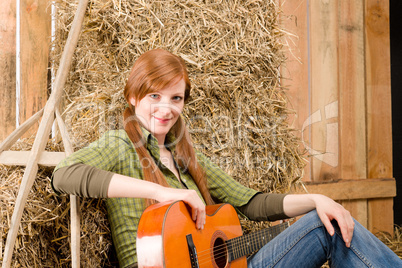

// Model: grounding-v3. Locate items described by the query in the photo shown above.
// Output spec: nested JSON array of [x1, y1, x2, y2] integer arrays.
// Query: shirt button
[[182, 178, 186, 183]]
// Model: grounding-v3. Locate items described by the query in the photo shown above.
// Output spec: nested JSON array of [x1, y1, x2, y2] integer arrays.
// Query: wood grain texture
[[368, 198, 394, 235], [279, 0, 395, 233], [365, 0, 392, 179], [0, 150, 66, 166], [309, 0, 339, 182], [338, 0, 366, 180], [365, 0, 394, 235], [19, 0, 51, 137], [0, 0, 17, 142], [296, 178, 396, 200], [337, 0, 368, 228], [279, 0, 311, 181]]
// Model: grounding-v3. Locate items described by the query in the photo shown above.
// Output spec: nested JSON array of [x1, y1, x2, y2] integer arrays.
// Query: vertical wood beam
[[365, 0, 394, 235], [0, 0, 16, 142], [338, 0, 366, 180], [309, 0, 339, 181], [338, 0, 368, 228], [20, 0, 51, 137], [279, 0, 311, 181]]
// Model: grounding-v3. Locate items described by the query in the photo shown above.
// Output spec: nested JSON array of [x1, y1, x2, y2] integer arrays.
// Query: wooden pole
[[2, 0, 89, 266], [0, 108, 43, 154], [56, 108, 81, 267]]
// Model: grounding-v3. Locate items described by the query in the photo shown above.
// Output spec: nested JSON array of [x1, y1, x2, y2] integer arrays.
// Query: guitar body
[[137, 201, 246, 268]]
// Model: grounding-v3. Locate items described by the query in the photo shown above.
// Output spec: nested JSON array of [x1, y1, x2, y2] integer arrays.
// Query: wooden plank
[[337, 0, 368, 228], [279, 0, 311, 181], [338, 0, 366, 180], [296, 178, 396, 200], [365, 0, 393, 235], [365, 1, 392, 178], [0, 0, 16, 142], [0, 151, 66, 166], [309, 0, 339, 182], [19, 0, 51, 137], [368, 198, 394, 235]]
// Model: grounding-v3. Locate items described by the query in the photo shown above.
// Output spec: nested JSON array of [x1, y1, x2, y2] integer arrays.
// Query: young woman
[[52, 49, 402, 268]]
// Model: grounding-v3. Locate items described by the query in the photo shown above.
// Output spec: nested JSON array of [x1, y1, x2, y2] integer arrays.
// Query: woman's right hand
[[107, 174, 206, 230], [154, 187, 206, 230]]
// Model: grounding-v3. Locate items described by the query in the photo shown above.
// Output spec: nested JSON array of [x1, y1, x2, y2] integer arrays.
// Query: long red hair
[[123, 49, 214, 206]]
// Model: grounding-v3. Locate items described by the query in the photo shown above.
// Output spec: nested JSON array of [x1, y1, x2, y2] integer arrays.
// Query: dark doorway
[[390, 0, 402, 226]]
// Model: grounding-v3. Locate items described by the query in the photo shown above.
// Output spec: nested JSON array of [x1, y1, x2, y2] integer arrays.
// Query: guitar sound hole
[[213, 237, 228, 268]]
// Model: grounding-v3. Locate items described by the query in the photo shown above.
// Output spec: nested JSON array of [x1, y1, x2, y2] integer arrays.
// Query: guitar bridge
[[186, 234, 200, 268]]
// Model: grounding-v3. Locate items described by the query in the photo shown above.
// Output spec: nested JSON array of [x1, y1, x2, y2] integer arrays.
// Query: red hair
[[123, 49, 213, 206]]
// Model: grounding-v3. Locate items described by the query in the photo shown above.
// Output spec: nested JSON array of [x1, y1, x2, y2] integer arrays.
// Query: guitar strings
[[195, 230, 271, 265], [196, 223, 287, 260], [197, 247, 228, 266], [193, 222, 289, 266], [198, 221, 287, 256]]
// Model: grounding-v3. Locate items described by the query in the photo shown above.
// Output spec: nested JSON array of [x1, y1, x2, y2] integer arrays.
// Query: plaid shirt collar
[[141, 127, 177, 153]]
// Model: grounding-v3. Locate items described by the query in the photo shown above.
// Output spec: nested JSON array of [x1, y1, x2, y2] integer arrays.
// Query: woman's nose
[[155, 104, 172, 115]]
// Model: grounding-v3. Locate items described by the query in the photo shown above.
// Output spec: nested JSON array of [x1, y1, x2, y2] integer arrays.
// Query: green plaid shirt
[[55, 128, 257, 267]]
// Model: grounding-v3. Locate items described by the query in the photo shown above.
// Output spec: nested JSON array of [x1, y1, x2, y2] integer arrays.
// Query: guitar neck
[[227, 221, 289, 262]]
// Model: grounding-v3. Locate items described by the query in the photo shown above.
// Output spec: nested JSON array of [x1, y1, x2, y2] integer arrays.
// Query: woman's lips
[[153, 115, 171, 123]]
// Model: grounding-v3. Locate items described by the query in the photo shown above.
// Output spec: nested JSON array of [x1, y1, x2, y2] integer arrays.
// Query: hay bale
[[1, 0, 307, 266]]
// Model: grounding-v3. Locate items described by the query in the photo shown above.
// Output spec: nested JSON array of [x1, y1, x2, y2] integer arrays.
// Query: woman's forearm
[[108, 173, 207, 229], [107, 173, 166, 199], [283, 194, 322, 217]]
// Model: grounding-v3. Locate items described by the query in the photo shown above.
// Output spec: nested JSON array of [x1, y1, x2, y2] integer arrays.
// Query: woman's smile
[[153, 114, 173, 124], [129, 79, 186, 144]]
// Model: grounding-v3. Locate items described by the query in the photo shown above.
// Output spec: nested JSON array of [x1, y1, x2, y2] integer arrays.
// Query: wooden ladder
[[1, 0, 89, 267]]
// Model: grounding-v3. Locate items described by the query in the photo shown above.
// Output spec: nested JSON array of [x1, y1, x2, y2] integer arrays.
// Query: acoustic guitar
[[137, 200, 289, 268]]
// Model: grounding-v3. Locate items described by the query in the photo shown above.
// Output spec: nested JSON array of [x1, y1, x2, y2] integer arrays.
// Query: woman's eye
[[173, 96, 183, 101], [150, 94, 159, 99]]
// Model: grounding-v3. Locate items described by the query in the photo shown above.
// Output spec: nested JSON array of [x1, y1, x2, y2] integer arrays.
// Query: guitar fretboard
[[227, 221, 290, 261]]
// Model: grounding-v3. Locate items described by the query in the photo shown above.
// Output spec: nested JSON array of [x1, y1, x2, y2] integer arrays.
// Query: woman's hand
[[154, 188, 206, 230], [107, 174, 206, 230], [283, 194, 355, 247], [313, 195, 354, 247]]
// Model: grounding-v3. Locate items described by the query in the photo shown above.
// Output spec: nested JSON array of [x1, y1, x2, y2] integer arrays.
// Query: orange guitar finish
[[137, 201, 246, 268]]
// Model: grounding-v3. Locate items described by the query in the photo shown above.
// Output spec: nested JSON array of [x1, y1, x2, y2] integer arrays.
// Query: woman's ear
[[128, 96, 136, 107]]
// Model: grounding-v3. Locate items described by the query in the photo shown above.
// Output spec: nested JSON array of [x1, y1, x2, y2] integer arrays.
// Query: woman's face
[[129, 79, 186, 144]]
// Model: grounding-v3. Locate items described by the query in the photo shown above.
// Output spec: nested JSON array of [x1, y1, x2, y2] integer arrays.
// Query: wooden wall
[[0, 0, 50, 142], [280, 0, 395, 235]]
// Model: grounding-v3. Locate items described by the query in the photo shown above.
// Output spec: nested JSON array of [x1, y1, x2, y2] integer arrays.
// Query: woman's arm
[[283, 194, 355, 247], [53, 164, 207, 230], [107, 173, 206, 229]]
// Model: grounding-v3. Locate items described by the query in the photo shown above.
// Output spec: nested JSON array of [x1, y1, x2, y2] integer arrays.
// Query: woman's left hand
[[283, 194, 355, 247], [313, 195, 355, 247]]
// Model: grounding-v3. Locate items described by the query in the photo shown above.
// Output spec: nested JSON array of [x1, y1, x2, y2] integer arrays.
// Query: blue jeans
[[247, 210, 402, 268]]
